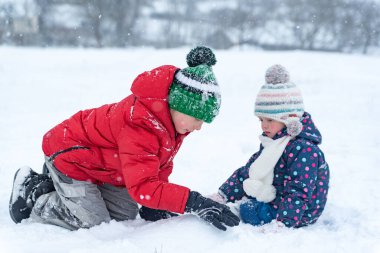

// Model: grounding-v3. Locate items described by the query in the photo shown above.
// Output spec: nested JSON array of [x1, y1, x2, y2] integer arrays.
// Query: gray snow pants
[[30, 156, 139, 230]]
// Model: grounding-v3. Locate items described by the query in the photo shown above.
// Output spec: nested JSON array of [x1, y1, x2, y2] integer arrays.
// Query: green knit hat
[[168, 46, 221, 123]]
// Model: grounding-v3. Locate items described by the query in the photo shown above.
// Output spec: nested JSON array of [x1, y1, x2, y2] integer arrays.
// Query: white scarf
[[243, 135, 292, 203]]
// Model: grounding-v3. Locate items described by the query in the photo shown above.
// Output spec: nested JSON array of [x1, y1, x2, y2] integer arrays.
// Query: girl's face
[[259, 116, 285, 138], [170, 109, 204, 134]]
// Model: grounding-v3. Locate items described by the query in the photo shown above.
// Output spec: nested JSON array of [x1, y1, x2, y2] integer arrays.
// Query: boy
[[9, 47, 239, 231]]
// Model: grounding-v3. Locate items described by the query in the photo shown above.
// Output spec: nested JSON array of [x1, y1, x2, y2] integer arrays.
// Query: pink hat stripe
[[258, 92, 302, 98], [254, 65, 305, 133]]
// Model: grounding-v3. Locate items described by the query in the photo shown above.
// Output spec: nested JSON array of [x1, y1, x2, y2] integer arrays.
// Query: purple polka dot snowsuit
[[219, 112, 329, 228]]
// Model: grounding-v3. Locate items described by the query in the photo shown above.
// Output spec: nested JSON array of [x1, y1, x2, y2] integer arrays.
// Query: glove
[[239, 199, 276, 226], [139, 206, 178, 222], [185, 191, 240, 231]]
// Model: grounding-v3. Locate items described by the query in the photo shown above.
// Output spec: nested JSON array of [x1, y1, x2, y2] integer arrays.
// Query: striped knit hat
[[254, 65, 304, 136], [168, 46, 221, 123]]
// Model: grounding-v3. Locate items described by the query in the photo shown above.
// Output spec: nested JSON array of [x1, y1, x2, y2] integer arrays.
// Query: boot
[[9, 167, 55, 223]]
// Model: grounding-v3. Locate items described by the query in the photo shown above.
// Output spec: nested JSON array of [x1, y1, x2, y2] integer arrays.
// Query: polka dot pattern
[[219, 112, 329, 228]]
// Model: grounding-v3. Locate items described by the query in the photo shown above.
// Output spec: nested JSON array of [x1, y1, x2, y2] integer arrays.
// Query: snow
[[1, 47, 380, 253], [10, 166, 32, 204]]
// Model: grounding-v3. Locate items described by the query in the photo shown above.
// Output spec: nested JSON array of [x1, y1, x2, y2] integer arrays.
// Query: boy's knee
[[110, 201, 139, 221], [129, 204, 139, 219], [126, 205, 139, 220]]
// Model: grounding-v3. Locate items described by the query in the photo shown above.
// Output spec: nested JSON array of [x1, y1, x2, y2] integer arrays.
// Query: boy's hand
[[185, 191, 240, 231], [139, 206, 178, 222]]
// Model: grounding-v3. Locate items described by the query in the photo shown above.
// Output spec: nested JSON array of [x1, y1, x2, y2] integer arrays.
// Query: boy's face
[[259, 116, 285, 139], [170, 109, 204, 134]]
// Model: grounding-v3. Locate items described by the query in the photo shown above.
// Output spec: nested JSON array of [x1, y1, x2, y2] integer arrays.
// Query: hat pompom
[[286, 117, 303, 137], [186, 46, 216, 67], [265, 64, 290, 84]]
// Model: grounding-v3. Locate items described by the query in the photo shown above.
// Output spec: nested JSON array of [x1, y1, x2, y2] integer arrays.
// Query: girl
[[217, 65, 329, 228]]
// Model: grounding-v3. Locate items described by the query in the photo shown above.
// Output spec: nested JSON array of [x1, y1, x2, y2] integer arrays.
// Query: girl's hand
[[207, 193, 227, 204]]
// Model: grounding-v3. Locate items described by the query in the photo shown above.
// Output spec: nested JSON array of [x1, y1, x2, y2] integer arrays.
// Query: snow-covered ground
[[0, 47, 379, 253]]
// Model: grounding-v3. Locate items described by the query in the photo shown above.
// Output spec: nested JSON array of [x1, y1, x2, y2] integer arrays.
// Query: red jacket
[[42, 65, 190, 213]]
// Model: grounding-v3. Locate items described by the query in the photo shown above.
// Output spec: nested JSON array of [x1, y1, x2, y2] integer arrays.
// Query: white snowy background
[[0, 47, 379, 253]]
